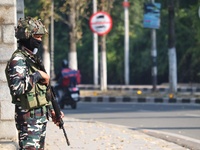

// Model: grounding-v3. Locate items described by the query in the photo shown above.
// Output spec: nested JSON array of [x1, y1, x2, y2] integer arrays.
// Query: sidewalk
[[1, 117, 199, 150], [45, 118, 190, 150]]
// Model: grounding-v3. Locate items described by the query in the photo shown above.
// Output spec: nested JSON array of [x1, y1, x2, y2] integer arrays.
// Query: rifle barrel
[[35, 56, 70, 146], [61, 125, 70, 146]]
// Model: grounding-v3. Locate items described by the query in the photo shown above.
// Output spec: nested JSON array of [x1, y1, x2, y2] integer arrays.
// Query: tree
[[24, 0, 52, 75], [23, 0, 200, 85], [97, 0, 114, 90], [40, 0, 52, 75], [168, 0, 177, 93], [54, 0, 90, 70]]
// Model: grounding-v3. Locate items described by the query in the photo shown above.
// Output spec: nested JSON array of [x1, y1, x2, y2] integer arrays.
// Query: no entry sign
[[89, 11, 113, 36]]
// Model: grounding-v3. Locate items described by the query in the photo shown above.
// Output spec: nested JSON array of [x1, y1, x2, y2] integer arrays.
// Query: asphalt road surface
[[62, 102, 200, 140]]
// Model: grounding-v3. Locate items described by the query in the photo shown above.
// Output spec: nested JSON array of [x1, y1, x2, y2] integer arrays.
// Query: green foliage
[[77, 27, 94, 84], [24, 0, 200, 85], [177, 3, 200, 83]]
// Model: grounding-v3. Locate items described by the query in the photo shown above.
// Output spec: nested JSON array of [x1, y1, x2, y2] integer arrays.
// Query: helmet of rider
[[15, 17, 48, 40], [62, 59, 68, 68]]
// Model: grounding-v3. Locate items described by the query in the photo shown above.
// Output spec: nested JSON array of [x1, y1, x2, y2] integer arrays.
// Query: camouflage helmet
[[15, 17, 48, 39]]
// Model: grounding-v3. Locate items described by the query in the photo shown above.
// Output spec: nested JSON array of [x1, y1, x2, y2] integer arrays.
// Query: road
[[62, 102, 200, 140]]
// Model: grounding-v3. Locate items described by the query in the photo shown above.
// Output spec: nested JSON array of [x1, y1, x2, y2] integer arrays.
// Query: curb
[[80, 96, 200, 104], [78, 85, 200, 93], [141, 129, 200, 150]]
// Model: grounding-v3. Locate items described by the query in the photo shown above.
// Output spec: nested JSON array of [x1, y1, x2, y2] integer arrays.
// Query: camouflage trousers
[[15, 105, 48, 150]]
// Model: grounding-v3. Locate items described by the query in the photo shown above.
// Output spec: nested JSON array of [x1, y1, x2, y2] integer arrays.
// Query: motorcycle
[[59, 86, 80, 109], [54, 67, 81, 109]]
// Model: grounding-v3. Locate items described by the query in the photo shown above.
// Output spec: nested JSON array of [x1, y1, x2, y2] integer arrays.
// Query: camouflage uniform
[[5, 17, 51, 150], [15, 105, 47, 150], [6, 48, 51, 150]]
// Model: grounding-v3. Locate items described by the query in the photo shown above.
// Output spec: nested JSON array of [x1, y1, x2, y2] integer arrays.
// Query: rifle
[[48, 86, 70, 146], [35, 54, 70, 146]]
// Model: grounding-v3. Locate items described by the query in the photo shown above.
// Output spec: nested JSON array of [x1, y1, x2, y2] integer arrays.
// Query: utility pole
[[151, 29, 157, 91], [151, 0, 157, 91], [100, 35, 107, 91], [93, 0, 98, 86], [50, 0, 55, 79], [123, 0, 130, 85], [168, 0, 177, 93]]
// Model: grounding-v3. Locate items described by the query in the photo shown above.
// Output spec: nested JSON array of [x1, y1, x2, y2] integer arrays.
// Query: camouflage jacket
[[5, 47, 51, 110]]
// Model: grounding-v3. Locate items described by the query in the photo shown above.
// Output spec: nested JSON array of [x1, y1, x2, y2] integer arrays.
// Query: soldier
[[5, 17, 63, 150]]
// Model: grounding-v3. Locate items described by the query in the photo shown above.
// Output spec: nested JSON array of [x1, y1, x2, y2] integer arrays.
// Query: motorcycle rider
[[54, 59, 81, 105]]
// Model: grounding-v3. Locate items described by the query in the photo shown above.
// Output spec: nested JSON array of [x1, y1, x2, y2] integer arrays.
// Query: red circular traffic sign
[[89, 11, 113, 36], [123, 2, 130, 7]]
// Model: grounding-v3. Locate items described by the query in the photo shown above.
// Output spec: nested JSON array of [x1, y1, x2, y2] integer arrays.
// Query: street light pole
[[93, 0, 98, 86], [124, 0, 130, 85]]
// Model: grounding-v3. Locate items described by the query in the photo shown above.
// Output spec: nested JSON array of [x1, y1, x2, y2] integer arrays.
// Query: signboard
[[123, 1, 130, 7], [89, 11, 113, 36], [143, 3, 161, 29]]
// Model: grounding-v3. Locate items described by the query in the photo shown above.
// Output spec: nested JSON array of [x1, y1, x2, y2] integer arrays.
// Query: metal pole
[[93, 0, 98, 85], [151, 0, 157, 91], [100, 36, 107, 91], [124, 0, 129, 85], [50, 0, 55, 79], [151, 28, 157, 91]]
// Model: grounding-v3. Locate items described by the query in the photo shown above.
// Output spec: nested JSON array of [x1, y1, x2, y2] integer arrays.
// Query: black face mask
[[30, 37, 42, 51]]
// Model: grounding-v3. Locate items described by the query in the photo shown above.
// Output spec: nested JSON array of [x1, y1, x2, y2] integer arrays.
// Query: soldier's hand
[[50, 110, 65, 126], [38, 70, 50, 85]]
